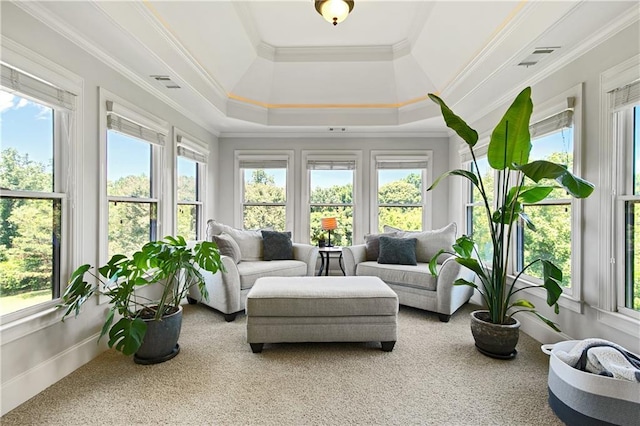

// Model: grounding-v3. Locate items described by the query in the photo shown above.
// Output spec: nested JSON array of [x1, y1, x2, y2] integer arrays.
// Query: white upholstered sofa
[[188, 220, 319, 321], [342, 223, 475, 322]]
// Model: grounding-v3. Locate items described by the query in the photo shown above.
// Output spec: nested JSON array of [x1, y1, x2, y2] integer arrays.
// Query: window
[[465, 157, 493, 263], [176, 134, 207, 241], [613, 81, 640, 315], [0, 63, 76, 317], [105, 99, 166, 258], [373, 154, 429, 232], [307, 158, 355, 246], [516, 110, 575, 288], [237, 155, 289, 231]]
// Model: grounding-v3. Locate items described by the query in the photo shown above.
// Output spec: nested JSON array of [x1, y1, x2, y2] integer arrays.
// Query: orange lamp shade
[[321, 217, 337, 231]]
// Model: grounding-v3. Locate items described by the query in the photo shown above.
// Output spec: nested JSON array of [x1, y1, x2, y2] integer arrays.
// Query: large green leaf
[[518, 160, 566, 182], [108, 317, 147, 356], [532, 311, 561, 332], [517, 185, 555, 203], [427, 169, 478, 191], [558, 171, 595, 199], [428, 249, 447, 276], [428, 94, 478, 147], [541, 260, 563, 307], [455, 258, 488, 282], [452, 235, 475, 258], [488, 87, 533, 170]]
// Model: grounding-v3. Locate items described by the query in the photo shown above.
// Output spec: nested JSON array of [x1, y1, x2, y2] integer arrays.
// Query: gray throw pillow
[[261, 230, 293, 261], [212, 233, 242, 264], [364, 232, 398, 261], [383, 223, 456, 264], [378, 236, 417, 266]]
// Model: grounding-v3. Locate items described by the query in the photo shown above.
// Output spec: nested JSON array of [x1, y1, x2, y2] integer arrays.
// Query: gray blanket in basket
[[555, 338, 640, 382]]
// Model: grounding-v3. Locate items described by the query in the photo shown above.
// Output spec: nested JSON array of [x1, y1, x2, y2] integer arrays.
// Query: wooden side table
[[317, 246, 345, 276]]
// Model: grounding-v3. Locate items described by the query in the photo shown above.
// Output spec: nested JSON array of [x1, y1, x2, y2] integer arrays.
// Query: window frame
[[234, 150, 294, 232], [598, 54, 640, 333], [302, 151, 362, 245], [0, 38, 82, 329], [99, 88, 168, 264], [370, 151, 432, 233], [174, 130, 208, 241]]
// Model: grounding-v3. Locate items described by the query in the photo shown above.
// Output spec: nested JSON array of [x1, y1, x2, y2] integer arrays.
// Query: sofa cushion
[[378, 236, 417, 266], [212, 233, 242, 264], [364, 232, 398, 261], [237, 260, 308, 290], [262, 230, 293, 261], [206, 220, 264, 261], [356, 261, 438, 291], [383, 223, 456, 264]]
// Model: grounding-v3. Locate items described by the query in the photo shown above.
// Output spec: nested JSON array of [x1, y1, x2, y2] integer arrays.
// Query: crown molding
[[219, 129, 448, 139], [137, 1, 229, 100], [13, 1, 222, 137], [465, 2, 640, 126]]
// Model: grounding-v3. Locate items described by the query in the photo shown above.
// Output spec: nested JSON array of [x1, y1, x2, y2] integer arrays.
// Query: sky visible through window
[[1, 91, 52, 168]]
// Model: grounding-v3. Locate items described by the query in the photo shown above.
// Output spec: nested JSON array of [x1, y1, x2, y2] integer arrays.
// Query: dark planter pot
[[318, 240, 326, 248], [134, 305, 183, 365], [470, 310, 520, 359]]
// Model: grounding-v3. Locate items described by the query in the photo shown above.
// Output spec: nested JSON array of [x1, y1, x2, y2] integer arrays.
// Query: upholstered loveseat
[[342, 223, 475, 322], [188, 220, 319, 321]]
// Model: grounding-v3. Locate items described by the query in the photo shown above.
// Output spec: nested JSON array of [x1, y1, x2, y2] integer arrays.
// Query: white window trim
[[0, 37, 83, 337], [234, 150, 294, 233], [175, 129, 208, 240], [599, 54, 640, 332], [99, 88, 169, 269], [302, 151, 363, 244], [370, 150, 432, 233]]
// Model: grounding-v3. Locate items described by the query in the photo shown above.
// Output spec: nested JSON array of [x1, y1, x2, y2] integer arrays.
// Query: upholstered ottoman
[[246, 276, 398, 353]]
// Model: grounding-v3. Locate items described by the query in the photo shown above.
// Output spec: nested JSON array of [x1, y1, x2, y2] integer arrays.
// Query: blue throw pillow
[[261, 230, 293, 261], [377, 236, 417, 265]]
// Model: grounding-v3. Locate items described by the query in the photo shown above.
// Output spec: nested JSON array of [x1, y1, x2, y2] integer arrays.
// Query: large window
[[308, 158, 355, 246], [0, 63, 76, 317], [465, 157, 493, 263], [516, 112, 574, 288], [613, 81, 640, 314], [105, 100, 165, 258], [238, 156, 288, 231], [176, 135, 207, 241], [374, 156, 428, 232]]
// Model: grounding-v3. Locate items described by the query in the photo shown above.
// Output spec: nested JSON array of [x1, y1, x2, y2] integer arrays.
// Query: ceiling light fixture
[[315, 0, 354, 26]]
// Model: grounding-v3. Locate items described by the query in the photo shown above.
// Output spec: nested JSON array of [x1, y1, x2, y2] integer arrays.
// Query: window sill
[[596, 308, 640, 338], [0, 301, 63, 345]]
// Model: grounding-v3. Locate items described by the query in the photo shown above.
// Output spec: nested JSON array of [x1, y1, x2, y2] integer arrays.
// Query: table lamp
[[321, 217, 338, 247]]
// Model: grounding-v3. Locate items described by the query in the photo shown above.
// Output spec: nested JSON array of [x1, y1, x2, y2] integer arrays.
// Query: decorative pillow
[[206, 220, 264, 261], [364, 232, 398, 261], [377, 236, 417, 266], [383, 223, 456, 264], [261, 230, 293, 261], [212, 233, 242, 264]]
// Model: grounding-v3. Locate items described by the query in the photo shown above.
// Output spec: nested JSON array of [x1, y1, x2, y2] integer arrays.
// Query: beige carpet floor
[[2, 302, 562, 425]]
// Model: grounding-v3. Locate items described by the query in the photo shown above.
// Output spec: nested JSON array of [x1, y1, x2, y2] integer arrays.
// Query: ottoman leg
[[250, 343, 264, 353], [381, 341, 395, 352]]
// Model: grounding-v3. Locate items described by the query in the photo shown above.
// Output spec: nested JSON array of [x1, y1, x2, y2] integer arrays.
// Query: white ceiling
[[14, 1, 639, 137]]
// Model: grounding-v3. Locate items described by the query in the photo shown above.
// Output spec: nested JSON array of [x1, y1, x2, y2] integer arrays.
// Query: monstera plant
[[58, 236, 224, 364], [427, 87, 594, 358]]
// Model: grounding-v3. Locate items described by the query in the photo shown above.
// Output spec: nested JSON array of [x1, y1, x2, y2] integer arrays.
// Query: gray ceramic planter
[[470, 310, 520, 359], [134, 305, 183, 364]]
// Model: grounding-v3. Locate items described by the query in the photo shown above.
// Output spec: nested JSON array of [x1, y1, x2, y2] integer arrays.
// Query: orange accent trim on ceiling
[[228, 93, 432, 109]]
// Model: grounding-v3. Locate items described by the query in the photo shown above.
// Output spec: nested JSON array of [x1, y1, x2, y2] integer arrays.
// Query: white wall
[[0, 3, 218, 415], [448, 22, 640, 352], [216, 136, 452, 242]]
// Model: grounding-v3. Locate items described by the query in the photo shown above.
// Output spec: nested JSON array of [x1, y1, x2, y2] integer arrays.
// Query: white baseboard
[[1, 333, 106, 416]]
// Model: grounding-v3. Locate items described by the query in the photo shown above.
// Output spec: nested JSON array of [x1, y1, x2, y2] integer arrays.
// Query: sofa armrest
[[436, 256, 475, 315], [342, 244, 366, 276], [190, 255, 242, 314], [293, 243, 320, 276]]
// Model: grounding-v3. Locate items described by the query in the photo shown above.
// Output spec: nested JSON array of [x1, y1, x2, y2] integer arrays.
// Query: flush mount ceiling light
[[315, 0, 354, 26]]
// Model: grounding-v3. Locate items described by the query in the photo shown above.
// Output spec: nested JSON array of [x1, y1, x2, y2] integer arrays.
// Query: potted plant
[[427, 87, 594, 358], [58, 236, 224, 364], [312, 229, 327, 247]]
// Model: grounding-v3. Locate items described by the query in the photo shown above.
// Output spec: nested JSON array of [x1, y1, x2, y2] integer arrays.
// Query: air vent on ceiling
[[329, 127, 346, 132], [517, 46, 560, 68], [150, 75, 181, 89]]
